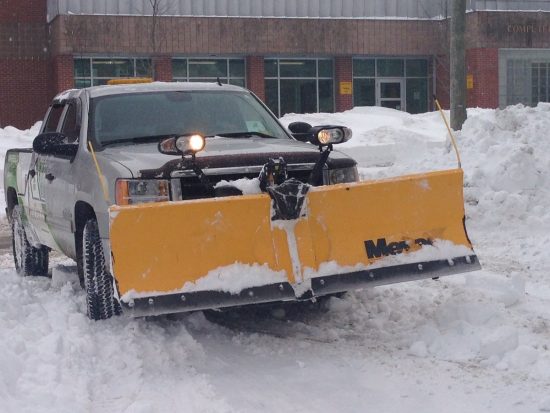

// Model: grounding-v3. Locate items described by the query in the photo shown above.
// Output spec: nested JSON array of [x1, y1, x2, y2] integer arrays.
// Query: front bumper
[[121, 254, 481, 317]]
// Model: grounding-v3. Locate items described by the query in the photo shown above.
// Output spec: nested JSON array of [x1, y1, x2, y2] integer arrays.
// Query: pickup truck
[[4, 82, 359, 320]]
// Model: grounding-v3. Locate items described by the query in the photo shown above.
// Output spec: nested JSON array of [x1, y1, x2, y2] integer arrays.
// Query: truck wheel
[[82, 219, 121, 321], [11, 205, 49, 276]]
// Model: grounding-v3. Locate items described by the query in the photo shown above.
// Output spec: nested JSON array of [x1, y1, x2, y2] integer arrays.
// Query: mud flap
[[109, 168, 480, 315]]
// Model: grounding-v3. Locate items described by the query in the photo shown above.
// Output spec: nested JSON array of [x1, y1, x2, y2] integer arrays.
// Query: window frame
[[172, 57, 246, 87], [352, 56, 431, 114], [73, 57, 153, 88], [264, 57, 335, 117]]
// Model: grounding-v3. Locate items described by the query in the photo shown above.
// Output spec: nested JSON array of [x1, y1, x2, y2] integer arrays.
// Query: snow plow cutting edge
[[109, 168, 480, 317]]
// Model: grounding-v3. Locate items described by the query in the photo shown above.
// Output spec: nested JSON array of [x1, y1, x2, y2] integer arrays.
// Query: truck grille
[[178, 169, 314, 200]]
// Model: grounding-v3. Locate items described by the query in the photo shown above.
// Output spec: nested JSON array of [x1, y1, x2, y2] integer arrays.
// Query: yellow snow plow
[[108, 130, 480, 317]]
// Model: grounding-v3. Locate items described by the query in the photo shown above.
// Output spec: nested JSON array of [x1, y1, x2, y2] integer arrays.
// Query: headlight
[[326, 167, 359, 185], [116, 179, 170, 205]]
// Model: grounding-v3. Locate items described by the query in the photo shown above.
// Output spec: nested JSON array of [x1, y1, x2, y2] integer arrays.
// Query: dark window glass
[[136, 59, 153, 77], [189, 78, 228, 84], [318, 59, 333, 77], [43, 105, 64, 133], [188, 59, 227, 78], [92, 59, 132, 78], [319, 79, 334, 112], [172, 59, 187, 78], [229, 78, 245, 87], [381, 101, 402, 110], [380, 82, 401, 99], [265, 60, 278, 77], [279, 79, 317, 116], [74, 79, 91, 89], [74, 59, 91, 77], [93, 79, 110, 86], [406, 59, 428, 77], [353, 79, 375, 106], [406, 78, 428, 114], [60, 103, 80, 143], [353, 59, 375, 77], [265, 79, 279, 116], [279, 60, 316, 78], [377, 59, 404, 77], [229, 59, 245, 78]]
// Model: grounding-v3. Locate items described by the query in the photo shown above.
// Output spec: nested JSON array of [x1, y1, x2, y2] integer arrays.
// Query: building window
[[353, 57, 429, 114], [73, 58, 152, 88], [499, 50, 550, 107], [531, 62, 550, 105], [264, 58, 334, 117], [172, 58, 246, 87]]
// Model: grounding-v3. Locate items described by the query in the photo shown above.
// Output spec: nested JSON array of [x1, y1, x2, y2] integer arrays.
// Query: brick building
[[2, 0, 550, 128]]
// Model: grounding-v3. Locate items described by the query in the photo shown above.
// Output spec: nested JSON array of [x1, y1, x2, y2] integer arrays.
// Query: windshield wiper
[[211, 132, 279, 139], [101, 134, 175, 147]]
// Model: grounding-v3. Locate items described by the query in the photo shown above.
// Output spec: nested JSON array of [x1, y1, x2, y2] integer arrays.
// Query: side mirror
[[33, 132, 78, 158], [288, 122, 313, 142]]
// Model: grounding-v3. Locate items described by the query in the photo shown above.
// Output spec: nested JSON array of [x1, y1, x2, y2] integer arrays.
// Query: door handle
[[45, 173, 55, 182]]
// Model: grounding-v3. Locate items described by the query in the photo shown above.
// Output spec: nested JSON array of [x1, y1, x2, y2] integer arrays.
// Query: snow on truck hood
[[99, 136, 354, 177]]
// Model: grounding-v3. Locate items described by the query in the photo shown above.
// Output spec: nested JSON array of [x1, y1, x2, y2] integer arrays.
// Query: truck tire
[[82, 219, 121, 321], [11, 205, 49, 276]]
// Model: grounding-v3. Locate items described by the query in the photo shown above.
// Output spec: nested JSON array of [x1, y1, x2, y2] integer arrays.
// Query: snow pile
[[0, 122, 40, 156]]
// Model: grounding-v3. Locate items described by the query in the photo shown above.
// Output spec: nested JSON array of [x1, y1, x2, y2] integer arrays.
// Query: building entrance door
[[376, 79, 405, 111]]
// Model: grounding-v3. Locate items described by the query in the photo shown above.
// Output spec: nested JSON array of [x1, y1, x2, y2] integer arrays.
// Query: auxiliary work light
[[159, 134, 206, 156]]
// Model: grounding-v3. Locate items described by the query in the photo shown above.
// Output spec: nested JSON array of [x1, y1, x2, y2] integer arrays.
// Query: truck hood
[[99, 137, 355, 178]]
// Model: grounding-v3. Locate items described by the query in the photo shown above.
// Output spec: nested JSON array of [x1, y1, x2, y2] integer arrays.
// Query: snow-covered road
[[1, 105, 549, 412]]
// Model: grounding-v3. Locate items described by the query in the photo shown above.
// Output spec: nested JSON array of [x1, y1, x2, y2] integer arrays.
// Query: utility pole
[[450, 0, 467, 130]]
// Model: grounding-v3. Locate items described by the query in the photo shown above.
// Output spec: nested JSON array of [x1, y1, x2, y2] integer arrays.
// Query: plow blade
[[110, 168, 480, 316]]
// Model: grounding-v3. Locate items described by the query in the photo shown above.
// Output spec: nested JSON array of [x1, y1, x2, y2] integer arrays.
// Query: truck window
[[90, 91, 288, 145], [60, 103, 80, 143], [43, 104, 64, 133]]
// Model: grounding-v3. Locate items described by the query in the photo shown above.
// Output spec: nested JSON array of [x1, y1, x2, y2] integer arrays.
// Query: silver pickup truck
[[4, 82, 358, 320]]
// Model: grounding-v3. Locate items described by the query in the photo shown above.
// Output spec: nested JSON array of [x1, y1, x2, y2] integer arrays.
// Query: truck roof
[[53, 81, 247, 104]]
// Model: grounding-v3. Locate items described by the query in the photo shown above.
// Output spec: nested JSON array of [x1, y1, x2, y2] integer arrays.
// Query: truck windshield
[[90, 90, 289, 146]]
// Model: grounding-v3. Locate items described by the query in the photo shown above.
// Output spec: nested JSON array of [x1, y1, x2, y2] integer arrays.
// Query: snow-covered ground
[[1, 105, 549, 412]]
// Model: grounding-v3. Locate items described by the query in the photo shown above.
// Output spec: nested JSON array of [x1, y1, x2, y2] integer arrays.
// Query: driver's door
[[42, 99, 81, 253], [26, 104, 63, 248]]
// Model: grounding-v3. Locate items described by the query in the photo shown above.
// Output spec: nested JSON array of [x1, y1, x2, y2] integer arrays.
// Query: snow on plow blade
[[110, 168, 480, 316]]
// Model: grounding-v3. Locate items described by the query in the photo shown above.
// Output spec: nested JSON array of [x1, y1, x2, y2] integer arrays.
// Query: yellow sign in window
[[339, 81, 353, 95]]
